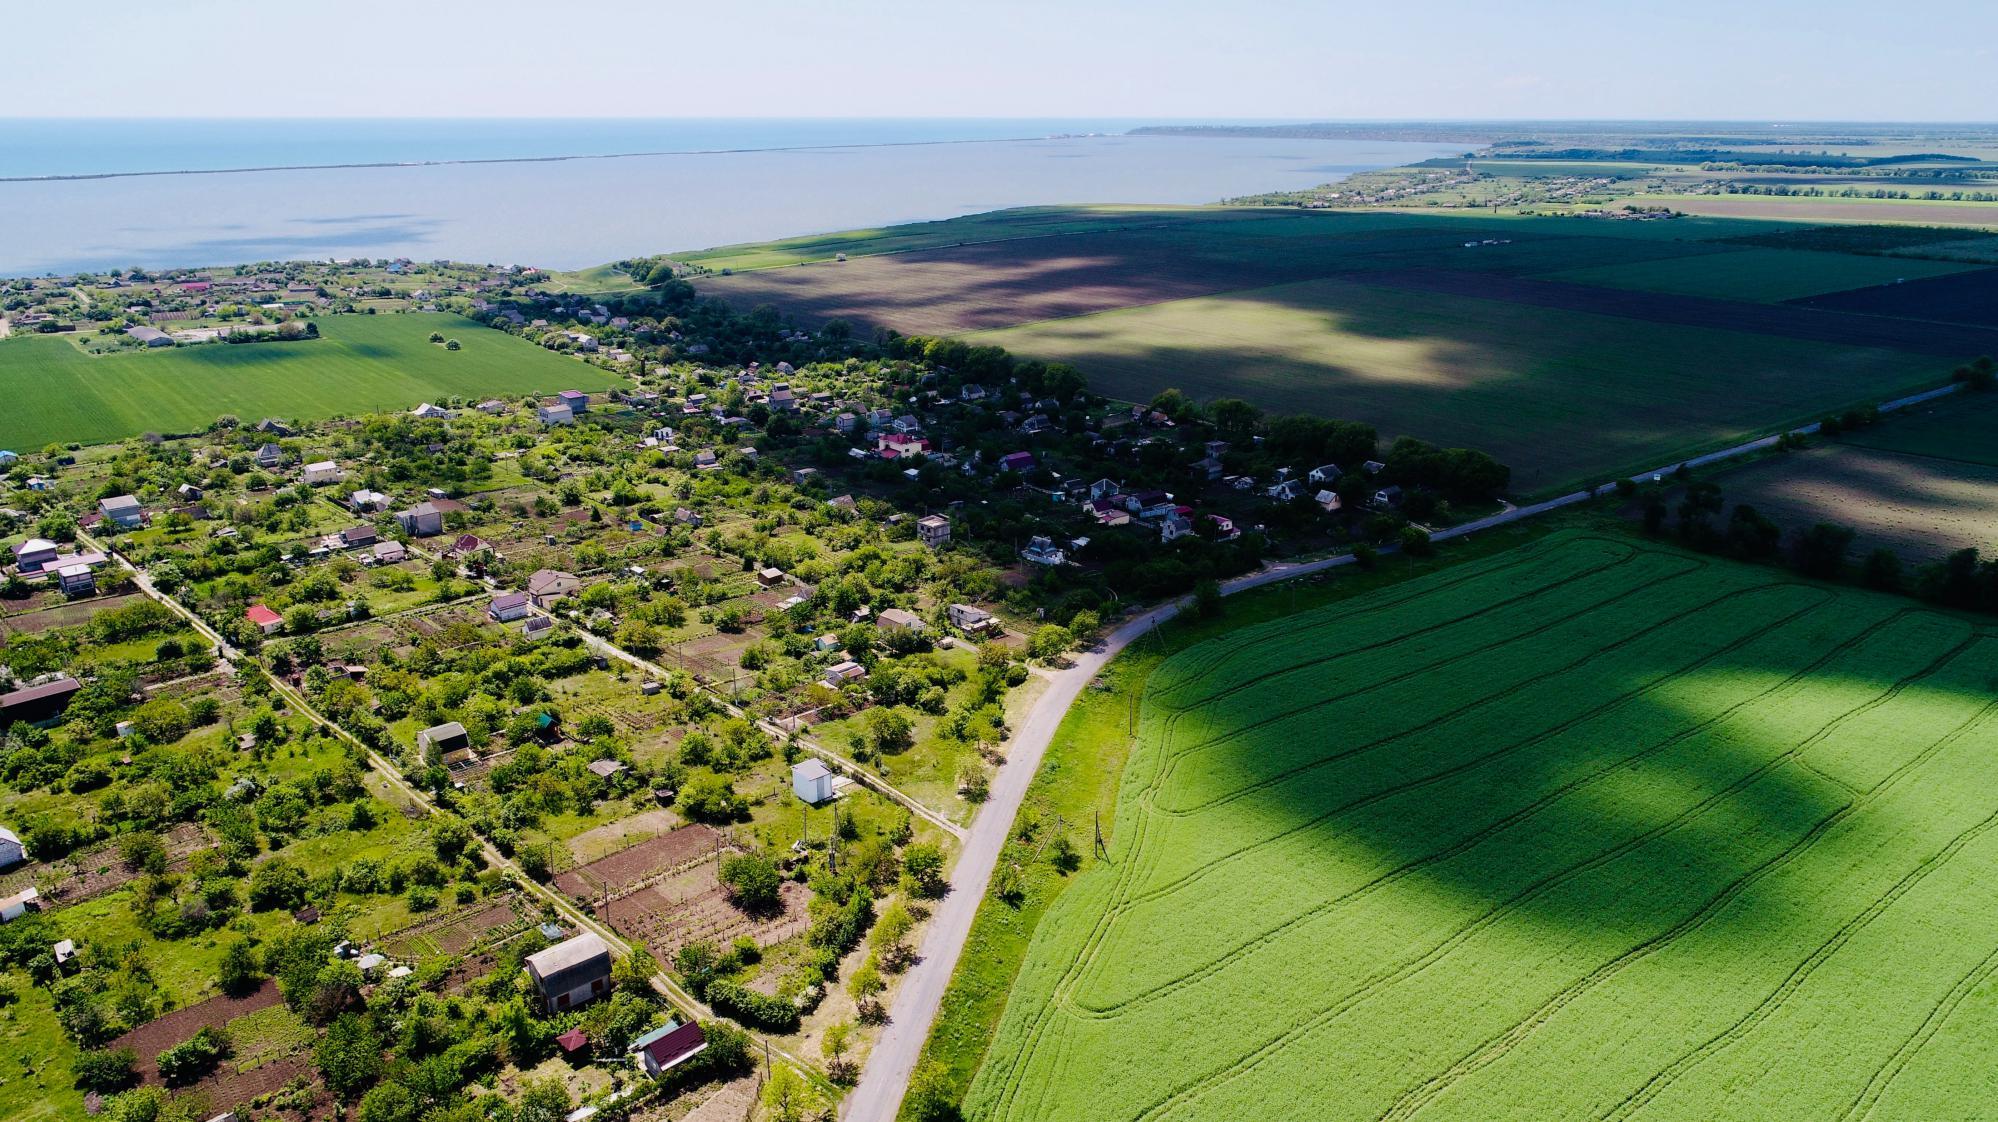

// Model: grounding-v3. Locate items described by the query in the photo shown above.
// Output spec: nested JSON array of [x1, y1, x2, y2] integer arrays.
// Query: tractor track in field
[[982, 590, 1875, 1119], [1842, 924, 1998, 1121], [1069, 585, 1834, 1015], [1145, 544, 1642, 711], [1597, 695, 1998, 1122], [1148, 560, 1733, 818], [1118, 621, 1976, 1122], [1385, 647, 1998, 1122]]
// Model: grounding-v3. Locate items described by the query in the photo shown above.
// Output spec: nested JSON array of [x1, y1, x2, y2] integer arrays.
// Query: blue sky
[[15, 0, 1995, 120]]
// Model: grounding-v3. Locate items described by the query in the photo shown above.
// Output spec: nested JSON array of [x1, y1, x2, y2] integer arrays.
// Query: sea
[[0, 119, 1462, 276]]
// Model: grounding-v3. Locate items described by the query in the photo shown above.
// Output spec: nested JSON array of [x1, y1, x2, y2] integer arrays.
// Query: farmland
[[1543, 248, 1983, 304], [0, 312, 617, 448], [965, 277, 1949, 494], [1698, 444, 1998, 565], [691, 207, 1998, 496], [965, 532, 1998, 1122]]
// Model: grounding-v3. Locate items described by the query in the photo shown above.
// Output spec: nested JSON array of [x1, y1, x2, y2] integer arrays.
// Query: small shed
[[792, 759, 834, 805]]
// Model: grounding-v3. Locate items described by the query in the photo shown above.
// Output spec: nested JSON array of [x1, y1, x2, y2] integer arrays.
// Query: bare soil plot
[[1655, 194, 1998, 228], [1705, 444, 1998, 563], [600, 871, 811, 958], [1, 821, 212, 904], [110, 979, 282, 1082], [552, 823, 727, 899], [565, 808, 683, 865], [1792, 266, 1998, 328], [0, 591, 149, 635], [380, 894, 526, 958]]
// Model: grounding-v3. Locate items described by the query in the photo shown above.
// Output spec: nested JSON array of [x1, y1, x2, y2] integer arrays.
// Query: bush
[[903, 843, 946, 898], [157, 1026, 229, 1086], [706, 978, 799, 1032], [719, 852, 782, 913], [71, 1047, 138, 1093]]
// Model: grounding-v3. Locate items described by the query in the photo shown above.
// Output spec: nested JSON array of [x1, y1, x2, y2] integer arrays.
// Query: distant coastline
[[0, 132, 1115, 185]]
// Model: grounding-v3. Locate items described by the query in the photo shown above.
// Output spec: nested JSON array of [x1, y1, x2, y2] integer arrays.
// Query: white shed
[[792, 759, 834, 805]]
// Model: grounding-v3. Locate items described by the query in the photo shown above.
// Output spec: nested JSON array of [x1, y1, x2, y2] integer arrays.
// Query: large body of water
[[0, 119, 1460, 276]]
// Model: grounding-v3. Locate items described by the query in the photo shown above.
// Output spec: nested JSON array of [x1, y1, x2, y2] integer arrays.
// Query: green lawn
[[1543, 247, 1983, 303], [965, 531, 1998, 1122], [0, 313, 619, 449], [965, 277, 1947, 496]]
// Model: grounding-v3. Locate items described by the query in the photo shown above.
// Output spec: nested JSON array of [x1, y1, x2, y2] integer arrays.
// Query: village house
[[558, 390, 590, 413], [337, 524, 378, 550], [756, 567, 786, 588], [877, 432, 930, 460], [1205, 514, 1241, 541], [1316, 489, 1343, 513], [417, 721, 470, 759], [0, 677, 82, 727], [255, 443, 285, 469], [396, 502, 445, 537], [1308, 463, 1343, 485], [1021, 536, 1067, 566], [489, 592, 532, 622], [998, 451, 1036, 474], [0, 827, 22, 869], [56, 564, 95, 596], [11, 538, 60, 574], [245, 604, 284, 635], [370, 540, 407, 565], [948, 603, 995, 632], [350, 488, 390, 513], [528, 569, 581, 607], [633, 1021, 708, 1077], [877, 607, 925, 633], [821, 659, 866, 688], [410, 402, 455, 419], [1373, 485, 1404, 508], [691, 449, 719, 470], [525, 933, 613, 1012], [99, 495, 143, 529], [126, 325, 172, 347], [303, 460, 343, 486], [536, 402, 575, 426], [916, 513, 951, 548]]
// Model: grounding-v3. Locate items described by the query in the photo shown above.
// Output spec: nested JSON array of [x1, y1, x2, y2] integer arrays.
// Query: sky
[[12, 0, 1996, 122]]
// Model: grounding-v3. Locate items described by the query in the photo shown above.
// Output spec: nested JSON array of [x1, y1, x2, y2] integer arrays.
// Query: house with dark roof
[[489, 592, 531, 622], [634, 1021, 707, 1077], [524, 933, 613, 1012], [0, 678, 81, 727], [418, 722, 469, 759], [396, 502, 444, 537]]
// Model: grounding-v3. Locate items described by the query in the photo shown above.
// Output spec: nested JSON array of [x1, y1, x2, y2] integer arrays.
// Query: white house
[[792, 759, 834, 804], [537, 402, 575, 426], [0, 827, 24, 868], [0, 887, 39, 923], [302, 460, 343, 486], [948, 603, 995, 632]]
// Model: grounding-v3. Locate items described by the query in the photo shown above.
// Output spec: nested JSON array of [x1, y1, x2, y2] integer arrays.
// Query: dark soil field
[[1358, 268, 1998, 356], [552, 823, 727, 899], [1697, 444, 1998, 563], [1792, 266, 1998, 328], [110, 979, 282, 1082]]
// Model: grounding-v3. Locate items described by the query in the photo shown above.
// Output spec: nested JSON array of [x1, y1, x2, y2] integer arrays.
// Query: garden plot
[[380, 894, 529, 958]]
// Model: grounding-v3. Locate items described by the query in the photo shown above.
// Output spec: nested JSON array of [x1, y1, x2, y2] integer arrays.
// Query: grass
[[964, 277, 1948, 496], [903, 519, 1552, 1120], [1542, 248, 1984, 303], [962, 530, 1998, 1122], [0, 313, 620, 449]]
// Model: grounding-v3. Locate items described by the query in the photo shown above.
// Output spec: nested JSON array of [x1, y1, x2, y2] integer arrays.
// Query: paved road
[[837, 387, 1982, 1120]]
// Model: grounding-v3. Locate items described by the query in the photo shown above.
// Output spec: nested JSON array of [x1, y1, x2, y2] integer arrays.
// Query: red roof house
[[245, 604, 283, 635]]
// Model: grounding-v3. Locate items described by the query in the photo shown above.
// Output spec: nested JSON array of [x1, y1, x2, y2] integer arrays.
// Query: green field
[[1544, 248, 1984, 303], [966, 532, 1998, 1122], [964, 278, 1946, 495], [1844, 389, 1998, 467], [0, 313, 619, 448]]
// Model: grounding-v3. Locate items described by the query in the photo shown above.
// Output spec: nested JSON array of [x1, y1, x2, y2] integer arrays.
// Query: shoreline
[[0, 132, 1128, 184]]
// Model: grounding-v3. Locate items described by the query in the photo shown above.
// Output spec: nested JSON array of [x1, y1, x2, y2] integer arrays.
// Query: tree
[[718, 851, 782, 913], [429, 817, 473, 863], [906, 1061, 965, 1122], [249, 859, 307, 910], [763, 1064, 808, 1122], [903, 843, 947, 897], [678, 775, 746, 823], [515, 1079, 571, 1122], [1789, 522, 1857, 580], [445, 338, 461, 351], [1028, 624, 1071, 664], [863, 707, 913, 754], [823, 1020, 857, 1083], [1861, 547, 1903, 593], [217, 938, 262, 996], [315, 1013, 384, 1100]]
